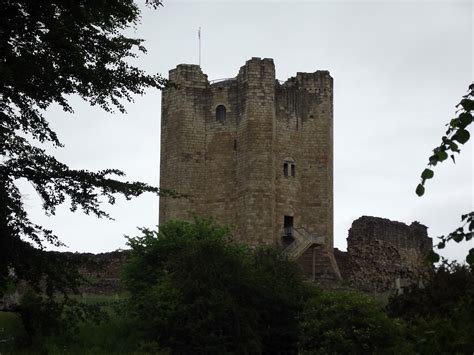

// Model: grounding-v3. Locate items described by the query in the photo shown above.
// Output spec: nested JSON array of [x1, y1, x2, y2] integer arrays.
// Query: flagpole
[[198, 27, 201, 67]]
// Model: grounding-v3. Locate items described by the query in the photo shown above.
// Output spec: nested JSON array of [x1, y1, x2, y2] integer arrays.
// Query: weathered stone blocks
[[159, 58, 340, 280], [335, 216, 433, 292]]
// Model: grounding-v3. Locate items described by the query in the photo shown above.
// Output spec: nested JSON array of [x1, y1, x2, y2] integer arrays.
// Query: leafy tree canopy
[[0, 0, 171, 297], [122, 218, 308, 353]]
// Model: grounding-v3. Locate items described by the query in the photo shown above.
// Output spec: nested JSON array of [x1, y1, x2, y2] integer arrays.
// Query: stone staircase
[[283, 227, 342, 282], [283, 227, 325, 259]]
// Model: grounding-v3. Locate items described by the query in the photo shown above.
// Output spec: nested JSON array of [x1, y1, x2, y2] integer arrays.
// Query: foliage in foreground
[[1, 236, 473, 354], [0, 0, 171, 300], [387, 262, 474, 354], [0, 307, 142, 355], [416, 84, 473, 266], [122, 218, 308, 353], [299, 289, 404, 354]]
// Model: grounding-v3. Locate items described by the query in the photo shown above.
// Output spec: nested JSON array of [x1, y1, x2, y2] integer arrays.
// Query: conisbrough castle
[[158, 57, 432, 286], [0, 58, 435, 309], [159, 57, 340, 280]]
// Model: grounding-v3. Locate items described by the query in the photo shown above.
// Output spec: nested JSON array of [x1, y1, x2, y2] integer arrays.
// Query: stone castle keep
[[159, 57, 340, 280], [158, 57, 432, 284]]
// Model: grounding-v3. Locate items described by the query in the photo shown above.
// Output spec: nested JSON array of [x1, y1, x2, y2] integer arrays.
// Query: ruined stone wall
[[335, 216, 433, 292], [0, 252, 127, 308], [75, 251, 128, 295]]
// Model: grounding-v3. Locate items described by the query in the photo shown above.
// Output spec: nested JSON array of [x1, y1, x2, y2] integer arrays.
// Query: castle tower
[[159, 58, 340, 281]]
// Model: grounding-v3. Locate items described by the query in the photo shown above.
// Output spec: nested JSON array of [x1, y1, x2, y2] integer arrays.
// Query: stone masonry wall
[[0, 252, 127, 309], [335, 216, 433, 292], [275, 72, 338, 278], [75, 251, 128, 295]]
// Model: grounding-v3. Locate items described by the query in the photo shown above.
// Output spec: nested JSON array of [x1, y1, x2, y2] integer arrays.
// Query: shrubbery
[[122, 218, 308, 353], [387, 262, 474, 353], [3, 219, 473, 354], [299, 289, 404, 354]]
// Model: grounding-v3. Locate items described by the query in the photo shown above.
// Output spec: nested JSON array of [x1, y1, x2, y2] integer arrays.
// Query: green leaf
[[437, 241, 445, 249], [466, 249, 474, 267], [448, 140, 459, 152], [452, 233, 464, 243], [416, 184, 425, 196], [428, 155, 438, 166], [427, 250, 440, 263], [459, 112, 473, 128], [421, 168, 434, 179], [453, 129, 470, 144], [460, 99, 474, 111], [450, 155, 456, 163], [436, 151, 448, 161]]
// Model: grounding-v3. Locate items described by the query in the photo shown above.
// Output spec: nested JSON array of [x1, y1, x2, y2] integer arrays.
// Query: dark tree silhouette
[[0, 0, 171, 297]]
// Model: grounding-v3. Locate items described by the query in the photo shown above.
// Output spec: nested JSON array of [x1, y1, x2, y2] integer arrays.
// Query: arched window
[[216, 105, 226, 123]]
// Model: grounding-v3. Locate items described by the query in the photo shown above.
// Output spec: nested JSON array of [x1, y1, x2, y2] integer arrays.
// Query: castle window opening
[[216, 105, 226, 123], [284, 215, 294, 237], [291, 164, 296, 177], [233, 139, 237, 151], [283, 163, 289, 177]]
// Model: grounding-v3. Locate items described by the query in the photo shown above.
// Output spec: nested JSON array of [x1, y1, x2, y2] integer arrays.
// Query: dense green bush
[[122, 218, 308, 353], [387, 262, 474, 353], [0, 295, 139, 354], [0, 311, 25, 354], [299, 289, 404, 354], [6, 219, 473, 354], [15, 291, 107, 353]]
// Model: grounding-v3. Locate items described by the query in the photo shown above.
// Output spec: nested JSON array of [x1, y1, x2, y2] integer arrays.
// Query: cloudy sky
[[22, 0, 473, 260]]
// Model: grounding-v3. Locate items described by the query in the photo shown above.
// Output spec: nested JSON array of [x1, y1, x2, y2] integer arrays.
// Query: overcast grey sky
[[21, 0, 473, 260]]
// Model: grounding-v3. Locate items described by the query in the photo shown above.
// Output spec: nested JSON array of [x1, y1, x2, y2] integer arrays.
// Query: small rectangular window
[[283, 163, 289, 177], [291, 164, 296, 177], [233, 139, 237, 151]]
